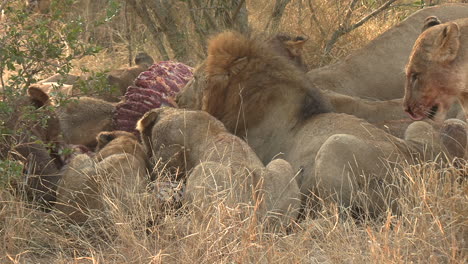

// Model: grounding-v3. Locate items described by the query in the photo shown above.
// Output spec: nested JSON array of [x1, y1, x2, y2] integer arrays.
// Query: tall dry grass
[[0, 157, 466, 263]]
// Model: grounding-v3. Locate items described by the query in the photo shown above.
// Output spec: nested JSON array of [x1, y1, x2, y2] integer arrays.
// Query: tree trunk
[[264, 0, 292, 32], [126, 0, 170, 60], [149, 1, 190, 62]]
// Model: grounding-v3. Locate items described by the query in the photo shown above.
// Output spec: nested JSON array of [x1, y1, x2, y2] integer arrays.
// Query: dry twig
[[324, 0, 398, 55]]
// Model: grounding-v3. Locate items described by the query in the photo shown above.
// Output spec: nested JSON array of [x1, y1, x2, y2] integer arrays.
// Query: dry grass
[[0, 158, 466, 263]]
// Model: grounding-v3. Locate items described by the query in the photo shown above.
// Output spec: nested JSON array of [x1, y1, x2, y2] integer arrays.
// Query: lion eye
[[410, 73, 419, 83]]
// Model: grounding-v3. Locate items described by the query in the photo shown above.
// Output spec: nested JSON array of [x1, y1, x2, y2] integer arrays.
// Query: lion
[[176, 34, 439, 139], [55, 130, 148, 223], [136, 107, 301, 228], [175, 62, 206, 111], [37, 73, 81, 85], [176, 34, 311, 110], [22, 88, 117, 149], [187, 31, 451, 217], [32, 52, 154, 102], [26, 84, 117, 148], [35, 60, 192, 149], [55, 96, 116, 148], [0, 86, 63, 207], [307, 3, 468, 100], [107, 52, 154, 96], [268, 34, 309, 71], [403, 17, 468, 123]]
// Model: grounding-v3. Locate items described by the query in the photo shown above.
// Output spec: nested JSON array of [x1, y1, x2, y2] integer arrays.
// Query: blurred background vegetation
[[11, 0, 465, 79], [58, 0, 468, 70]]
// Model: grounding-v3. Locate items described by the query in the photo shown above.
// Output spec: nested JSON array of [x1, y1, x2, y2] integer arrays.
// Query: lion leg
[[440, 119, 467, 160], [186, 160, 299, 229], [404, 121, 438, 145], [185, 162, 244, 224], [313, 134, 400, 217], [404, 120, 467, 160], [261, 159, 301, 228], [54, 154, 101, 223]]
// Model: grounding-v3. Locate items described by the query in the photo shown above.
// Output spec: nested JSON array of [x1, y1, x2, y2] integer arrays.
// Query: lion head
[[403, 16, 467, 122]]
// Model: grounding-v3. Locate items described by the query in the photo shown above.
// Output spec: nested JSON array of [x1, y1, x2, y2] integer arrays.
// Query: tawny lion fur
[[55, 131, 148, 223], [136, 107, 301, 227], [404, 17, 468, 122], [191, 31, 449, 216], [56, 96, 116, 148], [28, 83, 117, 148], [107, 52, 154, 96], [176, 34, 434, 139]]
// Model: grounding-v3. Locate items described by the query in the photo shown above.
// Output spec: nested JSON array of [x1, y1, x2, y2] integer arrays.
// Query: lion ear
[[422, 16, 441, 32], [432, 22, 460, 64], [136, 109, 164, 135], [134, 52, 154, 66], [96, 131, 115, 150], [284, 36, 308, 56], [27, 85, 51, 108], [136, 108, 169, 155], [230, 57, 248, 76]]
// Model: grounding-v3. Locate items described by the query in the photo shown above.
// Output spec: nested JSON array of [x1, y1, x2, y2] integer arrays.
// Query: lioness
[[308, 4, 468, 100], [1, 86, 62, 207], [184, 31, 450, 217], [136, 107, 301, 228], [56, 96, 116, 148], [403, 17, 468, 122], [55, 131, 148, 223], [107, 52, 154, 96]]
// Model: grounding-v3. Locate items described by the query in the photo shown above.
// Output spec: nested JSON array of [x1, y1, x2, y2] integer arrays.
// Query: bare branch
[[230, 0, 246, 24], [0, 0, 9, 13], [264, 0, 292, 32], [187, 0, 210, 59], [324, 0, 398, 55], [149, 1, 193, 61], [192, 0, 216, 30], [348, 0, 398, 33], [307, 0, 325, 37], [342, 0, 359, 27], [124, 1, 133, 66]]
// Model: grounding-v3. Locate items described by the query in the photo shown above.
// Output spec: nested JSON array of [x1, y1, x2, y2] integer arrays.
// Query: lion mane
[[203, 31, 332, 135]]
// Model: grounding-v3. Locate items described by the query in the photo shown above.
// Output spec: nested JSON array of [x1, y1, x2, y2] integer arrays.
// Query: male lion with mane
[[181, 31, 449, 217]]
